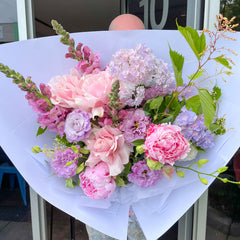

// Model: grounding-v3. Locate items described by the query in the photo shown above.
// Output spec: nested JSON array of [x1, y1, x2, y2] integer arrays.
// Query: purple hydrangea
[[174, 108, 215, 150], [107, 44, 157, 85], [174, 107, 197, 126], [64, 109, 92, 143], [120, 83, 146, 107], [128, 161, 162, 188], [119, 108, 151, 145], [107, 44, 175, 107], [50, 147, 82, 178]]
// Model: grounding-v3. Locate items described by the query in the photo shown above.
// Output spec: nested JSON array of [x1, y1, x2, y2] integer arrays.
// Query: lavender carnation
[[119, 108, 151, 145], [50, 147, 82, 178], [65, 109, 92, 143], [128, 161, 162, 188]]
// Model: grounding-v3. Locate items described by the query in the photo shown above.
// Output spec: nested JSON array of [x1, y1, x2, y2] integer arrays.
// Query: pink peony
[[48, 69, 114, 117], [144, 123, 190, 165], [85, 125, 131, 176], [79, 162, 116, 199]]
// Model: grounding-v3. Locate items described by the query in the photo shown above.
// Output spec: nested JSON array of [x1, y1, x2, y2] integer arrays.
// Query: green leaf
[[177, 23, 206, 60], [172, 101, 185, 120], [198, 89, 216, 129], [214, 55, 232, 69], [159, 115, 174, 124], [168, 94, 181, 111], [147, 158, 163, 170], [122, 162, 132, 177], [131, 139, 145, 146], [169, 46, 184, 86], [36, 126, 47, 136], [65, 178, 75, 188], [149, 96, 163, 110], [55, 135, 72, 147], [115, 175, 126, 186], [212, 86, 221, 101], [185, 95, 201, 113], [209, 118, 226, 135], [188, 70, 205, 81], [76, 163, 85, 174]]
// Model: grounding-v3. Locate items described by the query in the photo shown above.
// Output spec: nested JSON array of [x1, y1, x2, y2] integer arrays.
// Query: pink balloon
[[109, 14, 145, 31]]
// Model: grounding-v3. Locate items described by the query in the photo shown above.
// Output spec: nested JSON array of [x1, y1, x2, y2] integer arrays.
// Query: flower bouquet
[[0, 14, 240, 239]]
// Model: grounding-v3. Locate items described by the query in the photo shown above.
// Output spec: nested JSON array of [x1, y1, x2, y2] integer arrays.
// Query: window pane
[[206, 149, 240, 239], [127, 0, 188, 29]]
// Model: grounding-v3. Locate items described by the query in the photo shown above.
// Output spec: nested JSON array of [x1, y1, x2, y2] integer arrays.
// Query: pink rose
[[85, 125, 131, 176], [144, 123, 190, 165], [48, 69, 114, 117], [79, 162, 116, 199]]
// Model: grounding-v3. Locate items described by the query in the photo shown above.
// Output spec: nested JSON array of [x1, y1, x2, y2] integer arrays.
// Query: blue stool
[[0, 148, 27, 206]]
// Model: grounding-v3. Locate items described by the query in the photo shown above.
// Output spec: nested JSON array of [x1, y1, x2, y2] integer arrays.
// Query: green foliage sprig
[[175, 160, 240, 185]]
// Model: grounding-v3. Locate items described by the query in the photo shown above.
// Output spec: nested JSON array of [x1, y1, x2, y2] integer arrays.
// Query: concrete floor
[[0, 185, 89, 240]]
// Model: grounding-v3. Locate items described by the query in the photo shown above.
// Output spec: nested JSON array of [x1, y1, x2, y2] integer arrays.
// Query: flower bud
[[177, 170, 185, 178], [136, 145, 144, 154], [221, 178, 228, 183], [198, 159, 209, 165], [31, 146, 41, 153], [200, 177, 208, 185], [217, 166, 228, 173], [76, 43, 83, 51], [71, 145, 79, 154]]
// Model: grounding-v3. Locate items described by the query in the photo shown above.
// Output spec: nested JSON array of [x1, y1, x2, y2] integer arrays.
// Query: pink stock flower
[[37, 105, 70, 137], [49, 69, 114, 117], [75, 46, 101, 74], [144, 123, 190, 165], [79, 162, 116, 199], [85, 125, 131, 176]]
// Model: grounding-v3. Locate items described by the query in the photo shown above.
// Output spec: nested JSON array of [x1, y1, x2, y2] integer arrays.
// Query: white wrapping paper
[[0, 30, 240, 240]]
